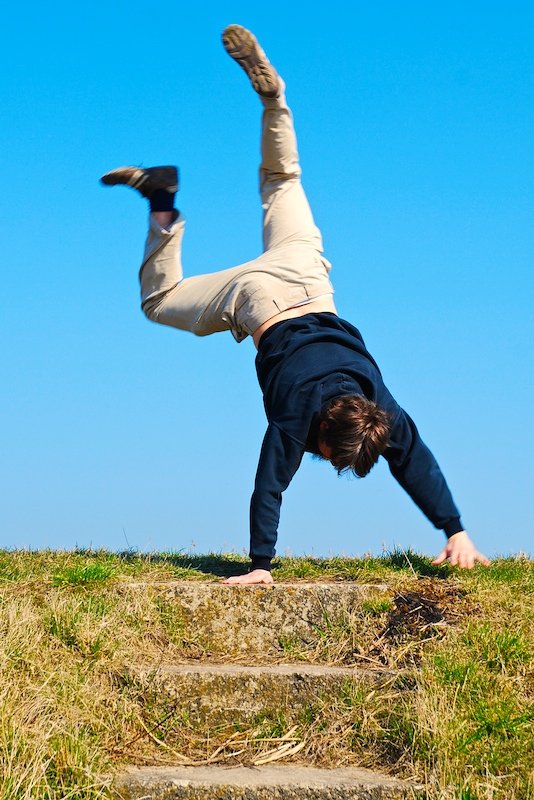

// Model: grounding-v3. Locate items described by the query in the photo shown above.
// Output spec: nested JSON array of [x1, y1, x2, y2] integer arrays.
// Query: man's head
[[317, 395, 392, 477]]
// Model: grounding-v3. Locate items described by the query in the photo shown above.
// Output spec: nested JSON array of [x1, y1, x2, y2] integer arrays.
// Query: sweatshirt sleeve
[[382, 407, 463, 536], [249, 423, 305, 571]]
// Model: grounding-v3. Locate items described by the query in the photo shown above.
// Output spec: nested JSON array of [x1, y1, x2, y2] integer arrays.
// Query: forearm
[[249, 489, 279, 571], [249, 423, 304, 572], [384, 409, 463, 534], [390, 453, 463, 533]]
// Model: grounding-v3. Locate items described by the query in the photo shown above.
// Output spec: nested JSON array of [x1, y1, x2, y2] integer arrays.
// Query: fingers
[[450, 550, 473, 568], [453, 547, 491, 568], [222, 575, 253, 585], [432, 545, 491, 569], [432, 548, 448, 565], [222, 571, 274, 586]]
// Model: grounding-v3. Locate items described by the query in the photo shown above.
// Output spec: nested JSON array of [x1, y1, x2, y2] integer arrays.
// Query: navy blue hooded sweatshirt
[[250, 313, 463, 572]]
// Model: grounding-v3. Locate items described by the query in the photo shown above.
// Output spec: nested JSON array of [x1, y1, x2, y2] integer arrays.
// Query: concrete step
[[132, 662, 401, 725], [122, 581, 389, 655], [114, 765, 417, 799]]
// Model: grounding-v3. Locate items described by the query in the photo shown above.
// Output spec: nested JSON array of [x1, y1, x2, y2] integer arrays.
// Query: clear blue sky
[[1, 1, 532, 560]]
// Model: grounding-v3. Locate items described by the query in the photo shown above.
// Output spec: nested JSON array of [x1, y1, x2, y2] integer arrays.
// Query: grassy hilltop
[[0, 549, 532, 800]]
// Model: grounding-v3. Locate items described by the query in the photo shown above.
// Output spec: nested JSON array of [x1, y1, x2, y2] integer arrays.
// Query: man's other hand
[[222, 569, 274, 585], [432, 531, 490, 569]]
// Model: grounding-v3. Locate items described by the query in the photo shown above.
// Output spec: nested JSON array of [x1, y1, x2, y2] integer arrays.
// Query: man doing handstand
[[101, 25, 489, 583]]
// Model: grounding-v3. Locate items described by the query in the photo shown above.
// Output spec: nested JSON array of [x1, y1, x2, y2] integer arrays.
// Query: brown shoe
[[222, 24, 281, 98], [100, 165, 179, 197]]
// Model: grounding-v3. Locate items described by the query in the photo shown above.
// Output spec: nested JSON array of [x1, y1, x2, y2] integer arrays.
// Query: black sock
[[149, 188, 176, 213]]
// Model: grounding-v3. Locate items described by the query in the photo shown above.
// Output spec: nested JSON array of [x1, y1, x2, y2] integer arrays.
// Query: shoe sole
[[100, 166, 178, 194], [100, 167, 145, 187], [222, 24, 280, 98]]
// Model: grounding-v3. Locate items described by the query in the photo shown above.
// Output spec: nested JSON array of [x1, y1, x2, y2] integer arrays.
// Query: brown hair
[[317, 395, 392, 477]]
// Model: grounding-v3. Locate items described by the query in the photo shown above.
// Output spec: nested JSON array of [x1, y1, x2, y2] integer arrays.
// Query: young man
[[101, 25, 489, 584]]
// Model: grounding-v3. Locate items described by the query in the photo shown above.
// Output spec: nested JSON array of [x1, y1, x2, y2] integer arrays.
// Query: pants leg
[[259, 83, 324, 254], [140, 213, 236, 336], [139, 213, 267, 340], [139, 82, 333, 342]]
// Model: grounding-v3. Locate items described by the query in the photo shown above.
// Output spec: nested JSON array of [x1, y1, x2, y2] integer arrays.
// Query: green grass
[[52, 563, 118, 587], [3, 545, 530, 586]]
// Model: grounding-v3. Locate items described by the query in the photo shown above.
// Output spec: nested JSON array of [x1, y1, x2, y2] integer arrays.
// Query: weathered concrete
[[114, 765, 417, 799], [133, 663, 401, 725], [122, 581, 389, 655]]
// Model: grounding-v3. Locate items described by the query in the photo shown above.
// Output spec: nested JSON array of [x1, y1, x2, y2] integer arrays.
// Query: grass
[[0, 548, 532, 799], [0, 546, 456, 585]]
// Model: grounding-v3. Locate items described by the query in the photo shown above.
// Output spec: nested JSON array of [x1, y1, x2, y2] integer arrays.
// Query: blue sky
[[1, 1, 532, 560]]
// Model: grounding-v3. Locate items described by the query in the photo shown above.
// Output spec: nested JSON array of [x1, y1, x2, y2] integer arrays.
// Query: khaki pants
[[139, 84, 334, 343]]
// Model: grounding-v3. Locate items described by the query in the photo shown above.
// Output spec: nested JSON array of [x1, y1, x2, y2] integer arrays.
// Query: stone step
[[132, 662, 401, 725], [114, 765, 417, 799], [122, 581, 389, 655]]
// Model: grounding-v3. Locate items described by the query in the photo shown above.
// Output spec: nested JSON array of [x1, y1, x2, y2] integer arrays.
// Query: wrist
[[443, 517, 464, 538], [250, 556, 272, 572]]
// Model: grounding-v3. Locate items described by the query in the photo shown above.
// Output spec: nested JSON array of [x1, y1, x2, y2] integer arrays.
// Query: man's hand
[[222, 569, 274, 586], [432, 530, 490, 569]]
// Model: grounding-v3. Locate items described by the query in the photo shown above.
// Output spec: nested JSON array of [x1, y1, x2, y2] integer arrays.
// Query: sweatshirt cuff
[[442, 518, 464, 538], [250, 556, 272, 572]]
